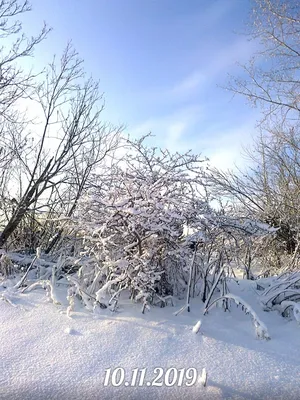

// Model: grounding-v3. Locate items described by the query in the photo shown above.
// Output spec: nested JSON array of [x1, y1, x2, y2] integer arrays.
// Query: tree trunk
[[0, 204, 28, 247]]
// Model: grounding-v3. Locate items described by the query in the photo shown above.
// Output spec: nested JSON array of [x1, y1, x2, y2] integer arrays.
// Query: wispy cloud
[[143, 35, 257, 106], [171, 71, 206, 97], [130, 108, 257, 171], [118, 1, 259, 171], [130, 104, 202, 150], [167, 121, 187, 142], [199, 121, 257, 171]]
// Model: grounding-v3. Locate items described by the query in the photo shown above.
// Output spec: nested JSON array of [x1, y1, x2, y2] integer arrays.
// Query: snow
[[1, 279, 300, 399], [64, 327, 78, 335], [192, 320, 202, 334]]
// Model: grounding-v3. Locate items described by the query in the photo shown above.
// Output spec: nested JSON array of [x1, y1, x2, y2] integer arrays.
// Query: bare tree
[[0, 1, 49, 239], [0, 45, 121, 248], [0, 0, 48, 121], [206, 0, 300, 271], [205, 127, 300, 271], [229, 0, 300, 122]]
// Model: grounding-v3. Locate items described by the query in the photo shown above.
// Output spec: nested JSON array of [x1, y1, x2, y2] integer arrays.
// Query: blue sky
[[20, 0, 258, 169]]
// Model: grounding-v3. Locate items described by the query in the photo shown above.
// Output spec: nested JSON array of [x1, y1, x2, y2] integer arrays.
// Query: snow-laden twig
[[23, 280, 61, 305], [186, 243, 198, 312], [14, 248, 41, 290], [14, 256, 37, 290], [262, 273, 300, 298], [0, 292, 18, 308], [281, 301, 300, 324], [204, 293, 271, 340], [174, 304, 189, 316], [67, 275, 107, 311], [203, 265, 224, 310], [153, 294, 174, 307], [260, 272, 300, 311], [0, 288, 28, 310], [67, 291, 75, 318]]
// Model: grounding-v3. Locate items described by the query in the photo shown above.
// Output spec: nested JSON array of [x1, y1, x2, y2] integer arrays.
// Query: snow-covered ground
[[1, 279, 300, 400]]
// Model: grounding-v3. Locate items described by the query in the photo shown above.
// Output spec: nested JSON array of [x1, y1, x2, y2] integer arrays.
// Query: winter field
[[1, 270, 300, 400], [1, 1, 300, 399]]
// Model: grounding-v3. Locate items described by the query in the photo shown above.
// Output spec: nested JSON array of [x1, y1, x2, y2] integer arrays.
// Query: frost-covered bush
[[260, 272, 300, 323], [66, 140, 209, 311], [58, 138, 274, 314]]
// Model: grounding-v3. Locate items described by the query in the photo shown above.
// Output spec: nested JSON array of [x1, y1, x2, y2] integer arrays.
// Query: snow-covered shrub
[[54, 137, 274, 314], [66, 140, 209, 311], [185, 213, 273, 311], [260, 272, 300, 323]]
